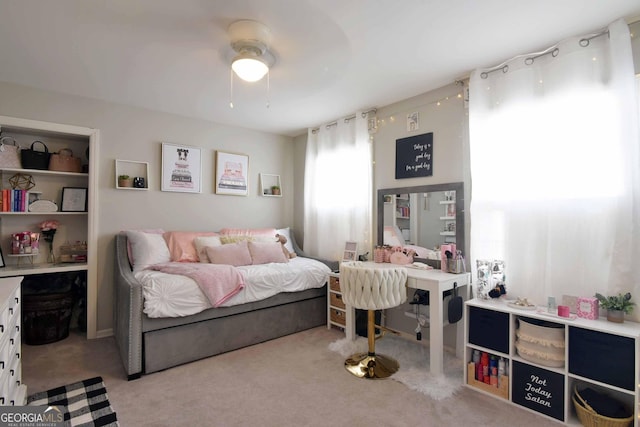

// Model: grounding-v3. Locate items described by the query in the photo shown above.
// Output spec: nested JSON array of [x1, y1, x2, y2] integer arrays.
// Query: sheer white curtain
[[304, 114, 372, 261], [469, 19, 640, 319]]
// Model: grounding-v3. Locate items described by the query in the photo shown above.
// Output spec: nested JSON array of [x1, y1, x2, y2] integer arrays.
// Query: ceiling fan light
[[231, 55, 269, 82]]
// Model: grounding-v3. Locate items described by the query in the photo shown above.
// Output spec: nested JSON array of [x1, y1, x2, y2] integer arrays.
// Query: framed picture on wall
[[215, 151, 249, 196], [161, 143, 202, 193]]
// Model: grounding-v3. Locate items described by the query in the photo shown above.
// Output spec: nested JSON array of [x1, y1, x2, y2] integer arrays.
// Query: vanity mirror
[[377, 182, 465, 263]]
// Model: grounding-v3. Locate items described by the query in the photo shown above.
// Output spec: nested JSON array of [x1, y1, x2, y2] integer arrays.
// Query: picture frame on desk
[[61, 187, 87, 212], [343, 241, 358, 262]]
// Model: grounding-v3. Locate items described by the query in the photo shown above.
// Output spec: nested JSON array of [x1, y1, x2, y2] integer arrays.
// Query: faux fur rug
[[329, 334, 463, 400]]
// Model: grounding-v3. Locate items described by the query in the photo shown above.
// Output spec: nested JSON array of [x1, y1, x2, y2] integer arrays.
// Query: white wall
[[0, 82, 295, 335]]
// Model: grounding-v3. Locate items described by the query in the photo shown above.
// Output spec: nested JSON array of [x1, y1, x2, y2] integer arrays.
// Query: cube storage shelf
[[464, 298, 640, 426]]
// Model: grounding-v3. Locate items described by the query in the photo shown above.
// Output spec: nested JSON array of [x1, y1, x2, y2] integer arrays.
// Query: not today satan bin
[[512, 360, 565, 421]]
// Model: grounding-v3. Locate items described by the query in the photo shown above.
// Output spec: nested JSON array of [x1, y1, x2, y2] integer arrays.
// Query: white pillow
[[126, 230, 171, 272], [276, 227, 295, 254], [194, 235, 222, 263]]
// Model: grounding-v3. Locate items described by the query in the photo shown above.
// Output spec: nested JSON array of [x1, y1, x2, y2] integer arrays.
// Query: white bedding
[[137, 257, 331, 318]]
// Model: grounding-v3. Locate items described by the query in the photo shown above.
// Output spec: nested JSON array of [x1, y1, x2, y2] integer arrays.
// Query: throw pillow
[[163, 231, 218, 262], [248, 241, 289, 265], [220, 228, 277, 243], [206, 241, 252, 266], [126, 230, 171, 272], [194, 235, 222, 263]]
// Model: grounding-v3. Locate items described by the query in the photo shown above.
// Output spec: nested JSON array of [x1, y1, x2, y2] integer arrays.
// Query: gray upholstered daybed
[[113, 229, 338, 379]]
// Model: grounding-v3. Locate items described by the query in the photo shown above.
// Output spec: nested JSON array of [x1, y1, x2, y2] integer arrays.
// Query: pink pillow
[[163, 231, 218, 262], [248, 241, 288, 265], [206, 241, 252, 266]]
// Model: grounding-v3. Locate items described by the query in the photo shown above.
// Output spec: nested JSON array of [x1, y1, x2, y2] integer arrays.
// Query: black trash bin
[[23, 291, 74, 345], [21, 274, 76, 345]]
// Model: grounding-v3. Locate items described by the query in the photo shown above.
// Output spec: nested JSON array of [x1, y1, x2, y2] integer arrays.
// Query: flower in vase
[[39, 220, 59, 263], [39, 220, 59, 232], [40, 220, 59, 241]]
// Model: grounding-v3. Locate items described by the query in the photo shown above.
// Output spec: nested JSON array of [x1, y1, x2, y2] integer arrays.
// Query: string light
[[372, 90, 464, 129]]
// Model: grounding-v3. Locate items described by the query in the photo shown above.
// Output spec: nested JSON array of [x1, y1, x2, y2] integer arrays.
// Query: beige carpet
[[329, 335, 462, 400], [23, 327, 560, 427]]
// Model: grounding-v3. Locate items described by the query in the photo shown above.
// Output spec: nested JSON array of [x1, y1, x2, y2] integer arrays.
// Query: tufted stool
[[339, 261, 408, 379]]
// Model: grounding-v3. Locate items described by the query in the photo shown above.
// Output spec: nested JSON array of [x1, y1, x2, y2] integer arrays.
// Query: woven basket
[[572, 387, 633, 427]]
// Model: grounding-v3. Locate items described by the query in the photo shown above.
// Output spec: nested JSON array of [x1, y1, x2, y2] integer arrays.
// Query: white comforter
[[136, 257, 331, 318]]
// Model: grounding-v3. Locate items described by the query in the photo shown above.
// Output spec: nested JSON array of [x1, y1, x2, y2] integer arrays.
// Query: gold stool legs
[[344, 310, 400, 379]]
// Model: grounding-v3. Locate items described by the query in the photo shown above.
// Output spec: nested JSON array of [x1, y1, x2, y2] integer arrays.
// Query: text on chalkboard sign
[[395, 133, 433, 179]]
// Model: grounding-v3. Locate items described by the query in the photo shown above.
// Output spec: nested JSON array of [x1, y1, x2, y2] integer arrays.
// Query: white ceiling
[[1, 0, 639, 137]]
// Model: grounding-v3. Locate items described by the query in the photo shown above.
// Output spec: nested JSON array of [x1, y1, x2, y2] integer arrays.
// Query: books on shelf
[[2, 189, 30, 212]]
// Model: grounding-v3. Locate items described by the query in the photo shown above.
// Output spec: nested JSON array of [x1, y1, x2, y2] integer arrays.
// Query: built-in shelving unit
[[0, 115, 98, 340]]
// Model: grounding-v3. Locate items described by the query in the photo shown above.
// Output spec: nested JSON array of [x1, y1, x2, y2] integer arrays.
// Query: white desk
[[341, 262, 470, 376]]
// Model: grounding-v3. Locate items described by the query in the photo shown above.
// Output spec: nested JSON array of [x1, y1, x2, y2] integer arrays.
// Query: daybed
[[114, 228, 338, 379]]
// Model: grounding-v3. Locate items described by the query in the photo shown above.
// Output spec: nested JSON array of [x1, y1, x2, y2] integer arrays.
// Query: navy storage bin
[[468, 306, 509, 354], [568, 327, 634, 391]]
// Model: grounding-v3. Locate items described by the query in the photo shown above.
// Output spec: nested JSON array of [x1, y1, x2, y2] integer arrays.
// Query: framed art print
[[343, 241, 358, 262], [215, 151, 249, 196], [161, 143, 202, 193], [61, 187, 88, 212]]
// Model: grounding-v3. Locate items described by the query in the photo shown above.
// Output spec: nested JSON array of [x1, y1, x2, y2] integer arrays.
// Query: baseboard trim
[[95, 328, 113, 339]]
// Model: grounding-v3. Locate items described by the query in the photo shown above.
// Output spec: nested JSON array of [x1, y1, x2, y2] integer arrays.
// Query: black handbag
[[21, 140, 50, 170]]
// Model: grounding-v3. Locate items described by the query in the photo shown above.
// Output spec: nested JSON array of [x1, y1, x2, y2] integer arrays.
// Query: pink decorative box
[[576, 297, 599, 320]]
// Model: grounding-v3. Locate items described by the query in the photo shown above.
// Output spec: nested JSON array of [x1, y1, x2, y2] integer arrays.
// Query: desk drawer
[[330, 292, 346, 309], [329, 276, 341, 292], [330, 308, 346, 326]]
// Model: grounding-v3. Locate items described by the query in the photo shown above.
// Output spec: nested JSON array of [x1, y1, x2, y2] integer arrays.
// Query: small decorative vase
[[606, 309, 624, 323], [47, 240, 55, 264]]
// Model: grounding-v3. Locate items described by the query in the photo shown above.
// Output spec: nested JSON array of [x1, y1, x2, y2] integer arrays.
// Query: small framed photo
[[343, 241, 358, 262], [161, 142, 202, 193], [215, 151, 249, 196], [0, 247, 5, 268], [61, 187, 88, 212]]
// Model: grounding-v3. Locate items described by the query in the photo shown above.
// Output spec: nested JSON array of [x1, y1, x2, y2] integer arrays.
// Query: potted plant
[[118, 174, 133, 187], [594, 292, 634, 323], [271, 185, 281, 196]]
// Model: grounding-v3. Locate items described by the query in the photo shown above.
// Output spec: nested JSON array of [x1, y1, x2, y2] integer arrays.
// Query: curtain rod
[[480, 27, 609, 79], [311, 109, 377, 134]]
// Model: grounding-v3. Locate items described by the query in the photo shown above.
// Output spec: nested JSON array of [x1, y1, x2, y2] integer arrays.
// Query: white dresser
[[0, 276, 26, 405]]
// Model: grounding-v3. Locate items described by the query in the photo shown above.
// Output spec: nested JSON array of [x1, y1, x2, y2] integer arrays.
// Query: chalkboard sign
[[512, 361, 565, 421], [395, 133, 433, 179]]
